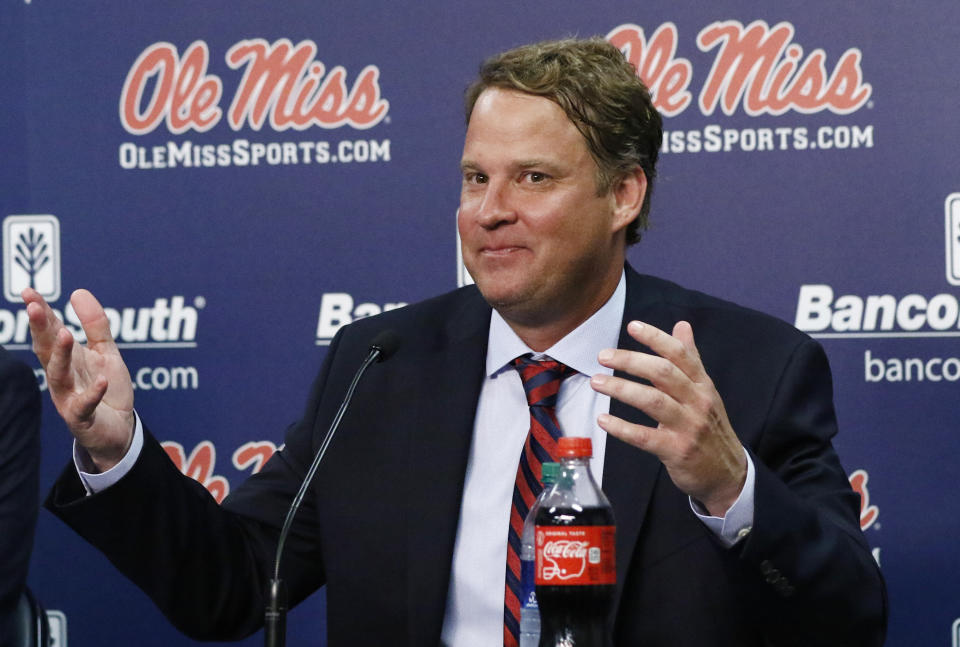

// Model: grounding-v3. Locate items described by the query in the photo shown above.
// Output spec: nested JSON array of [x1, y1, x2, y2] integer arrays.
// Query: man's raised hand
[[23, 288, 135, 472], [590, 320, 747, 517]]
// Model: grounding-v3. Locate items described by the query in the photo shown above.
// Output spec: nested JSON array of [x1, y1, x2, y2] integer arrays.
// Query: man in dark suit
[[0, 347, 42, 646], [25, 38, 885, 645]]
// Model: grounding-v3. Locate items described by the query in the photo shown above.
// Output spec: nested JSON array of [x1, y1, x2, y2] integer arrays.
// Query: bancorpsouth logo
[[314, 293, 406, 346], [610, 21, 875, 154], [3, 215, 60, 303], [1, 214, 204, 351], [794, 194, 960, 383], [946, 193, 960, 286], [46, 609, 67, 647], [118, 39, 391, 170]]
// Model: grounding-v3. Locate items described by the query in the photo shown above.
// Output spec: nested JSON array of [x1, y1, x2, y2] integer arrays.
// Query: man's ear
[[610, 166, 647, 234]]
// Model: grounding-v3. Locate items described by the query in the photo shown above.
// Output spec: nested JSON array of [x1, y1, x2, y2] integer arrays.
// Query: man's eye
[[525, 172, 547, 183], [466, 173, 488, 184]]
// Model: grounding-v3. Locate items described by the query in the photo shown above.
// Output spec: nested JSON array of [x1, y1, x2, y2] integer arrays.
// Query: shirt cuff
[[689, 446, 755, 548], [74, 411, 144, 495]]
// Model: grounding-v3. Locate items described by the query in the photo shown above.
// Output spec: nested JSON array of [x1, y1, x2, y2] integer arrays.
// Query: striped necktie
[[504, 354, 576, 647]]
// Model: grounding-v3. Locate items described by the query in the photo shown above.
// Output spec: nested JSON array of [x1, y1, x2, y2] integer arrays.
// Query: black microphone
[[368, 329, 401, 363], [264, 330, 400, 647]]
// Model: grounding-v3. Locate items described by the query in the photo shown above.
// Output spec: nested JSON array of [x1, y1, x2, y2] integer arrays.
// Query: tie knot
[[511, 355, 576, 408]]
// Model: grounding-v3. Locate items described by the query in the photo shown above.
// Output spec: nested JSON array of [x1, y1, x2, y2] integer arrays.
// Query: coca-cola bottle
[[534, 437, 615, 647]]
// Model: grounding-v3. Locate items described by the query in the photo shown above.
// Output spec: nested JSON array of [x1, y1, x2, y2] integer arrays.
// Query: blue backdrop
[[2, 1, 958, 645]]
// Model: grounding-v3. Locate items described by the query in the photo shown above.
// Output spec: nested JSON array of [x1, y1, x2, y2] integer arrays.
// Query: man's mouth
[[480, 245, 525, 256]]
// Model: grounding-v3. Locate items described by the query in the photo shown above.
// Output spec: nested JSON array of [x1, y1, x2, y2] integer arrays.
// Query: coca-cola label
[[535, 525, 615, 586]]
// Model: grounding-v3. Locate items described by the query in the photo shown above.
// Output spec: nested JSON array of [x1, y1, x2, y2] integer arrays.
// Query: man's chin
[[474, 284, 520, 311], [475, 283, 549, 325], [475, 281, 524, 311]]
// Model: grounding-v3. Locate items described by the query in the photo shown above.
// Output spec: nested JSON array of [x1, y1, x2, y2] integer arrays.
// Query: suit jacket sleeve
[[44, 330, 348, 641], [738, 338, 887, 645]]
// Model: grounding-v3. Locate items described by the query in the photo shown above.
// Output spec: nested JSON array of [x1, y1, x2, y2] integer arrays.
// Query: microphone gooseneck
[[265, 330, 400, 647]]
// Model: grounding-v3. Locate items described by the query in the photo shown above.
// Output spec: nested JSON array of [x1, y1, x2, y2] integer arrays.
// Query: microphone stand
[[265, 331, 398, 647]]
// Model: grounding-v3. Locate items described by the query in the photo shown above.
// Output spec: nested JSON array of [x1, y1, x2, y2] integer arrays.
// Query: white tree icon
[[13, 227, 50, 291]]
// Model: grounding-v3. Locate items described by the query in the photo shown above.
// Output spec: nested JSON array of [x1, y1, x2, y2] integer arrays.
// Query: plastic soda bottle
[[534, 437, 615, 647], [519, 462, 560, 647]]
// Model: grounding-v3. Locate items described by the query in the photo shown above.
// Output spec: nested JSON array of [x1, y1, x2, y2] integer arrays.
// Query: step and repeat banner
[[2, 1, 957, 645]]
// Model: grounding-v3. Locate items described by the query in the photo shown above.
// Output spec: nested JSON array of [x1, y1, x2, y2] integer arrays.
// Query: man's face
[[458, 88, 634, 337]]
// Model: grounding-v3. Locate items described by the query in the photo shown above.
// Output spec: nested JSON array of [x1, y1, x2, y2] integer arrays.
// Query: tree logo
[[946, 193, 960, 286], [3, 215, 61, 302]]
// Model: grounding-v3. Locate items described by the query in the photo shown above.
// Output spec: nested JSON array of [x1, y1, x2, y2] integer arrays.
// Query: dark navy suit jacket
[[48, 267, 887, 646], [0, 347, 42, 646]]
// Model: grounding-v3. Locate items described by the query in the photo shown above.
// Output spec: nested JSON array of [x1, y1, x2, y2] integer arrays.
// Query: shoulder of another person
[[0, 347, 38, 390]]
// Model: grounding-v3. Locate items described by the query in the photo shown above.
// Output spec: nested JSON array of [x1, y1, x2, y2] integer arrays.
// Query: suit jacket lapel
[[602, 266, 669, 619], [405, 289, 491, 645]]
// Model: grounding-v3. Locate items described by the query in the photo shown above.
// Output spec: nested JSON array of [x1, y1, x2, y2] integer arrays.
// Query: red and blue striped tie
[[504, 355, 575, 647]]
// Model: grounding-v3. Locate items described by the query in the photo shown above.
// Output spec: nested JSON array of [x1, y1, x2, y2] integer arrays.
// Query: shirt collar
[[486, 270, 626, 378]]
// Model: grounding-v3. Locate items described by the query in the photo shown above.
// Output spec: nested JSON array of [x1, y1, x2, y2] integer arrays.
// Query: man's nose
[[475, 180, 517, 229]]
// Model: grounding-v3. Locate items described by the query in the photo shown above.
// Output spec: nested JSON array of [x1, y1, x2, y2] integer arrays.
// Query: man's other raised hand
[[23, 288, 135, 472], [590, 320, 747, 517]]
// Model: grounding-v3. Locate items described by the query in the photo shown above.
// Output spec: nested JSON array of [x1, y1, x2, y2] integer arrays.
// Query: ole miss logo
[[119, 39, 389, 136], [607, 20, 871, 118]]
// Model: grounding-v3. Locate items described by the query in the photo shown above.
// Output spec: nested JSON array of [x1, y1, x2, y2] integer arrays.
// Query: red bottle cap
[[558, 436, 592, 458]]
